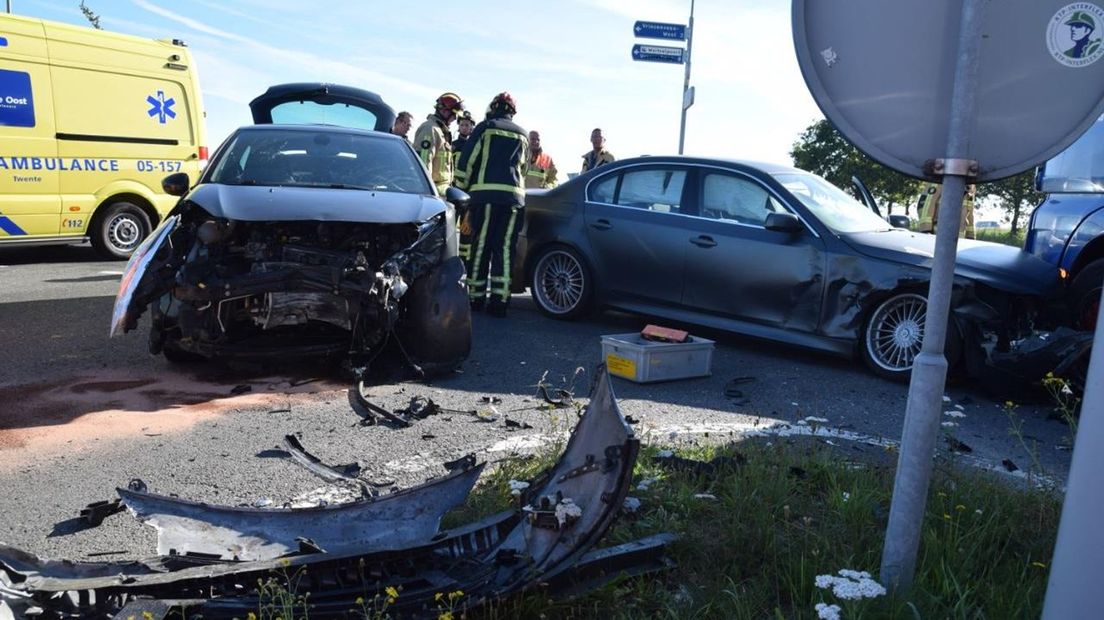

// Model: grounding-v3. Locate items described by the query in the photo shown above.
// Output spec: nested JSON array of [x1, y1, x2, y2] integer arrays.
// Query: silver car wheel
[[865, 293, 927, 372], [534, 250, 586, 315], [107, 211, 144, 253]]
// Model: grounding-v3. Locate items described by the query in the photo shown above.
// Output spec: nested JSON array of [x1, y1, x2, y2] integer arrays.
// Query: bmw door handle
[[591, 219, 612, 231], [690, 235, 717, 248]]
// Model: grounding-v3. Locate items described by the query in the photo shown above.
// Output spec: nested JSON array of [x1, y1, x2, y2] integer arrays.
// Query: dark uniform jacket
[[456, 115, 529, 206]]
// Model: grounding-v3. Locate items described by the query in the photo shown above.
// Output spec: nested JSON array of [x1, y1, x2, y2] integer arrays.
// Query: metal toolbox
[[600, 332, 714, 383]]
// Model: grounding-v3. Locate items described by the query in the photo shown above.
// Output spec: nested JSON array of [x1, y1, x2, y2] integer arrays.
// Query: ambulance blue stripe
[[0, 216, 27, 236]]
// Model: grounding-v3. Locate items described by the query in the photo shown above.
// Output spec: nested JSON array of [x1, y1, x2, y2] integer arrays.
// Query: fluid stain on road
[[0, 370, 343, 465]]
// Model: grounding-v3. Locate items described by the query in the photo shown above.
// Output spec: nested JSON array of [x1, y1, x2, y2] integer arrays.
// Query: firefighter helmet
[[435, 92, 464, 114], [488, 91, 517, 117]]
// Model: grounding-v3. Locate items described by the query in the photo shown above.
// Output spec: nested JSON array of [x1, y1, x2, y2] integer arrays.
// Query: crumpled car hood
[[186, 183, 445, 224], [841, 230, 1061, 296]]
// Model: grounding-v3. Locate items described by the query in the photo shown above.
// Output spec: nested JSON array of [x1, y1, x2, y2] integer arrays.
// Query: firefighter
[[581, 127, 615, 173], [451, 110, 476, 260], [451, 110, 475, 171], [456, 92, 529, 318], [525, 130, 558, 189], [414, 92, 465, 194], [916, 182, 976, 239]]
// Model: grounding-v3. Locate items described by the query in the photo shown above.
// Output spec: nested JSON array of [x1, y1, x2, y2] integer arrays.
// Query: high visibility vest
[[917, 182, 975, 239], [525, 151, 558, 189], [414, 114, 454, 194]]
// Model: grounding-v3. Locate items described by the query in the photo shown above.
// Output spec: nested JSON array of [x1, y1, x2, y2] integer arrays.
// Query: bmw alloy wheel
[[865, 293, 927, 373], [533, 249, 587, 316]]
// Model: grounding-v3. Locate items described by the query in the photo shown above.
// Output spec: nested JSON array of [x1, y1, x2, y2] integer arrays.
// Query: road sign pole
[[879, 0, 983, 594], [1043, 288, 1104, 617], [678, 0, 695, 155]]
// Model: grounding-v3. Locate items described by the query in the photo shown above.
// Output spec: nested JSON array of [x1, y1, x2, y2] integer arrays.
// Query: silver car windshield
[[773, 172, 892, 234], [207, 128, 432, 194]]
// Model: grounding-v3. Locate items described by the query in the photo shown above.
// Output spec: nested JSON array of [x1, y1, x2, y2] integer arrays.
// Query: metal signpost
[[792, 0, 1104, 598], [631, 1, 695, 154]]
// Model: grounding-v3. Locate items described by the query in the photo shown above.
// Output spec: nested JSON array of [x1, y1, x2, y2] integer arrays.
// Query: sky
[[11, 0, 826, 178]]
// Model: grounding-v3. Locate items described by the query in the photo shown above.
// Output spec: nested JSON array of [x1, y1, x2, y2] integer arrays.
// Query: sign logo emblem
[[146, 90, 177, 124], [1048, 3, 1104, 67]]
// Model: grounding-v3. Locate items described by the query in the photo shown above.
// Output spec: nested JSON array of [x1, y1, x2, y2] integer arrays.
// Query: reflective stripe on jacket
[[456, 116, 529, 206], [525, 151, 558, 189], [917, 182, 975, 239], [414, 114, 454, 193]]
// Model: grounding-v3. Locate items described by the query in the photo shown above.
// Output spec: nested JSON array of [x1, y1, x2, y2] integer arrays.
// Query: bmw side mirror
[[162, 172, 190, 197], [445, 186, 470, 207], [764, 212, 804, 234], [888, 214, 911, 229]]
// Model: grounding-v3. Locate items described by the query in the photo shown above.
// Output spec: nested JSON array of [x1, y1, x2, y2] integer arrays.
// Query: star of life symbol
[[821, 47, 839, 67], [146, 90, 176, 124]]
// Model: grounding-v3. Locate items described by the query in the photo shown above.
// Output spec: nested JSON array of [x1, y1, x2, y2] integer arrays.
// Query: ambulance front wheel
[[91, 201, 152, 260]]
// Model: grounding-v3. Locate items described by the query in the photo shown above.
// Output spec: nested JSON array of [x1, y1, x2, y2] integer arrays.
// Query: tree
[[79, 1, 102, 29], [976, 170, 1043, 234], [790, 119, 922, 214]]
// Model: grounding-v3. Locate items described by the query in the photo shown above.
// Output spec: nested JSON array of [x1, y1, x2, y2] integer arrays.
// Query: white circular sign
[[1048, 3, 1104, 67]]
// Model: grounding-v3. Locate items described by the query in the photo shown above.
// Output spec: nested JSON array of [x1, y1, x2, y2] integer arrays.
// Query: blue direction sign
[[631, 44, 685, 65], [634, 20, 687, 41]]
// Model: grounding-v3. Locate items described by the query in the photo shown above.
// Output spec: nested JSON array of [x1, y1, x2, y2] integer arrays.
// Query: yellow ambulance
[[0, 13, 206, 258]]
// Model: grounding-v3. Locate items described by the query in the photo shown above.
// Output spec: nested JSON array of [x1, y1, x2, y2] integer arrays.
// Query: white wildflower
[[554, 498, 582, 526], [804, 416, 829, 424], [954, 404, 965, 411], [694, 493, 717, 501], [796, 419, 810, 426], [942, 395, 952, 403], [656, 449, 674, 458], [815, 569, 886, 601], [791, 402, 800, 406], [637, 478, 657, 491], [1061, 383, 1074, 396], [841, 492, 850, 502], [944, 410, 966, 418], [508, 480, 530, 496], [815, 602, 842, 620], [975, 508, 983, 515], [622, 497, 642, 513], [941, 421, 958, 427]]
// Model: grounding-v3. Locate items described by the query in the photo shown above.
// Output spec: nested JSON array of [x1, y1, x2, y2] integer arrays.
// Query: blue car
[[1027, 116, 1104, 331]]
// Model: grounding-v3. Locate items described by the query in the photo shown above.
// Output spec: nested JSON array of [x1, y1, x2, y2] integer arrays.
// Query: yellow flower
[[143, 613, 154, 620], [355, 597, 364, 605], [1032, 561, 1047, 569], [435, 592, 444, 602], [439, 613, 454, 620], [943, 513, 952, 520], [1005, 400, 1016, 408], [279, 558, 291, 567], [937, 491, 947, 498], [385, 586, 400, 599], [955, 504, 966, 511], [248, 614, 258, 620]]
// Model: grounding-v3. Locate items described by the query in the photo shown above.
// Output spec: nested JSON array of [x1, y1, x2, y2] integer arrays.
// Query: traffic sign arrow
[[631, 43, 685, 64], [634, 20, 687, 41]]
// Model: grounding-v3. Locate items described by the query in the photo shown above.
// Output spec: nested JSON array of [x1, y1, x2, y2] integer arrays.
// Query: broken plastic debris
[[508, 480, 530, 496], [476, 405, 500, 422], [622, 497, 642, 513], [554, 498, 582, 527]]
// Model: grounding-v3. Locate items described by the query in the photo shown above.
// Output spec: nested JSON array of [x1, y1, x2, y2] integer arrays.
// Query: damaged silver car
[[111, 85, 471, 374]]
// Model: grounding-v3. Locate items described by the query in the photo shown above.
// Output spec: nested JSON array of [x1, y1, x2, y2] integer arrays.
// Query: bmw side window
[[589, 174, 618, 203], [616, 169, 686, 213], [701, 173, 776, 226]]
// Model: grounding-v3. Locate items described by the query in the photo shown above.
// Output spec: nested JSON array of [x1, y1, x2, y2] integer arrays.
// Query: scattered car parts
[[0, 368, 673, 618]]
